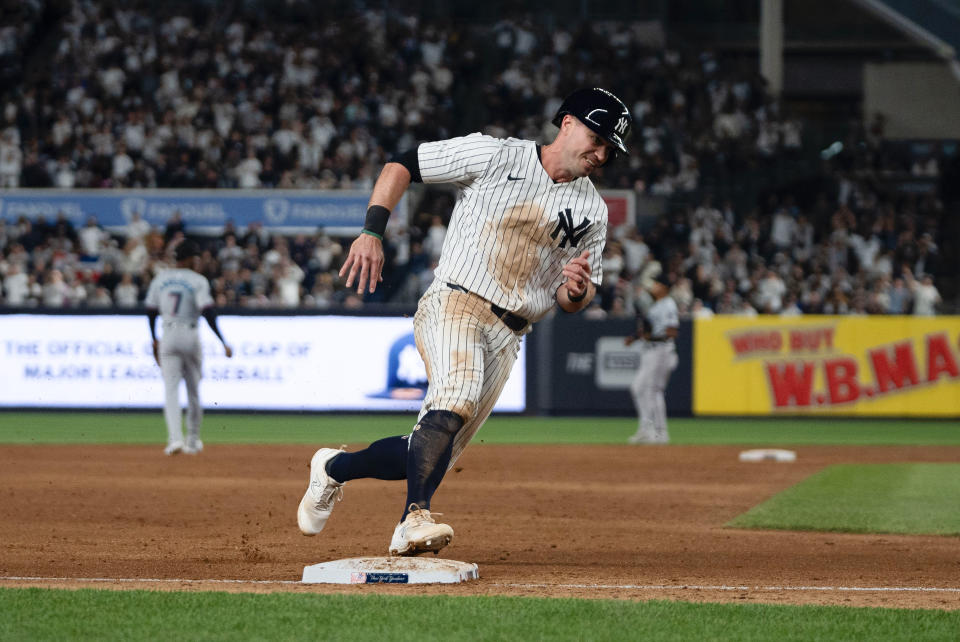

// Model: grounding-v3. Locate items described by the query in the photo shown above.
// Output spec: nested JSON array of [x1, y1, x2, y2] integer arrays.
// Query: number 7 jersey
[[418, 133, 608, 324], [145, 268, 213, 322]]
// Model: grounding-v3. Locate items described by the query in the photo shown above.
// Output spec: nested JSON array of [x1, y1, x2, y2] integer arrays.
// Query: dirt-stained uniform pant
[[413, 281, 521, 468], [159, 324, 203, 445], [629, 342, 678, 441]]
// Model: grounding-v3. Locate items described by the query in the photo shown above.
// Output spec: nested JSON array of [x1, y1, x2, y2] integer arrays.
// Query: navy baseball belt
[[445, 283, 529, 332]]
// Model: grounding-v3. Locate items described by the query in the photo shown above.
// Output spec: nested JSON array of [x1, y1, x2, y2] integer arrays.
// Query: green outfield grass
[[728, 463, 960, 536], [2, 588, 958, 642], [0, 412, 959, 445]]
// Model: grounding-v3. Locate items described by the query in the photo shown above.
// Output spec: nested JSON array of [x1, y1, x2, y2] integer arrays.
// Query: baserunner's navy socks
[[326, 435, 408, 482]]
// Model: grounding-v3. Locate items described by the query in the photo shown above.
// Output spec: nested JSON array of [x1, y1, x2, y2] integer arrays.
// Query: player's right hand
[[224, 345, 234, 358], [339, 233, 384, 294]]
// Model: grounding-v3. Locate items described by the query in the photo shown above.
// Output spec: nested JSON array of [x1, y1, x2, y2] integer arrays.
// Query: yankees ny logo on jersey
[[551, 208, 592, 249]]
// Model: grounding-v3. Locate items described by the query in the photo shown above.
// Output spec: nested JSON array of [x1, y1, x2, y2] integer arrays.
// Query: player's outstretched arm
[[557, 250, 595, 313], [340, 163, 411, 294]]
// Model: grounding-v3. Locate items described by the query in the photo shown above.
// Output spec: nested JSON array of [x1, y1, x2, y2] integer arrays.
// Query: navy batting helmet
[[552, 87, 632, 156]]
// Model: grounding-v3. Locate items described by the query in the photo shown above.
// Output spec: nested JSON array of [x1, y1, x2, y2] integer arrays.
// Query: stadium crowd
[[0, 1, 953, 315]]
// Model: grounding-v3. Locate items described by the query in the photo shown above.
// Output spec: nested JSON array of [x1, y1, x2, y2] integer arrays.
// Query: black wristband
[[567, 286, 587, 303], [363, 205, 390, 238]]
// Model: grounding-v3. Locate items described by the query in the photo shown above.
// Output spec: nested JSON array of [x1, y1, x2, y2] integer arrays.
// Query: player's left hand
[[561, 250, 591, 299], [339, 233, 385, 294], [152, 340, 160, 366], [224, 345, 234, 358]]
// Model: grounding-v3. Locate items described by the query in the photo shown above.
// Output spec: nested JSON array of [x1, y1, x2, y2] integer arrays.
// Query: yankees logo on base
[[297, 87, 633, 557]]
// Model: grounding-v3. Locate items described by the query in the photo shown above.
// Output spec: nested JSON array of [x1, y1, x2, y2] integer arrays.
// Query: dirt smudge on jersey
[[429, 289, 488, 420], [483, 202, 552, 296]]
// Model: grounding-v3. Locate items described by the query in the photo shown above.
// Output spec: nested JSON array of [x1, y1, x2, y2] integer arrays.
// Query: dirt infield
[[2, 443, 959, 610]]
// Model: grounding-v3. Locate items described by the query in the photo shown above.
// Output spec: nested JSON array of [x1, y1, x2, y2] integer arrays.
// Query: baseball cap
[[175, 239, 201, 261], [368, 332, 428, 400], [651, 271, 670, 287]]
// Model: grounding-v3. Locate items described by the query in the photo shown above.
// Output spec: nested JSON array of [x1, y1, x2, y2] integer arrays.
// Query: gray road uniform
[[629, 294, 679, 444], [145, 267, 214, 451], [416, 133, 607, 464]]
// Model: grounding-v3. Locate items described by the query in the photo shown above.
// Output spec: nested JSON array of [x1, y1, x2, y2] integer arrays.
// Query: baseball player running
[[146, 240, 233, 455], [298, 88, 633, 556], [626, 272, 678, 444]]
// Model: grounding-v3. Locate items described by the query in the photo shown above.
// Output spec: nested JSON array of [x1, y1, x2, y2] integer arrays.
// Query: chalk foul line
[[1, 576, 959, 593]]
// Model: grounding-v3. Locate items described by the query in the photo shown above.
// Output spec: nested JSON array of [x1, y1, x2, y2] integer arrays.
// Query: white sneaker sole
[[390, 531, 453, 557]]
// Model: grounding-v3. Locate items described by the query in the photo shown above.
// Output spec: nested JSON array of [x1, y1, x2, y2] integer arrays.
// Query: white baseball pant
[[413, 280, 521, 467]]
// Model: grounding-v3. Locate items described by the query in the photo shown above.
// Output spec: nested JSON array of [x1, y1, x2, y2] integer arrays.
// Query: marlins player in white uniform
[[297, 88, 633, 556], [146, 240, 233, 455], [626, 271, 679, 444]]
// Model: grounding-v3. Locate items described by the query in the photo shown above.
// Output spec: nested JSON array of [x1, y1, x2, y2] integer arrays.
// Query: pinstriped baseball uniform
[[145, 268, 213, 447], [415, 133, 608, 464], [629, 295, 679, 443]]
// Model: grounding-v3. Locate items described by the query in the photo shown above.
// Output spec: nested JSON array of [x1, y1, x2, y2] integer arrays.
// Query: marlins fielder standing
[[297, 87, 633, 556], [626, 271, 679, 444], [146, 240, 233, 455]]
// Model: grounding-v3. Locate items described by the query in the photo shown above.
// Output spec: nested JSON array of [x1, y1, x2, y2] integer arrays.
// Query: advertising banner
[[0, 189, 407, 235], [537, 315, 692, 415], [0, 314, 525, 412], [694, 316, 960, 416]]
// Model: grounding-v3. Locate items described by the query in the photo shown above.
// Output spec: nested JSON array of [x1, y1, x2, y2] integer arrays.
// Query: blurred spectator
[[3, 262, 29, 305], [113, 273, 141, 308], [78, 216, 108, 260], [906, 269, 941, 316], [0, 131, 21, 187], [123, 211, 152, 242]]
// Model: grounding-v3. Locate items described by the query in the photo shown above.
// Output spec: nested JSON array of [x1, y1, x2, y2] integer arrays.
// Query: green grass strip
[[1, 588, 958, 641], [729, 463, 960, 536], [0, 413, 959, 446]]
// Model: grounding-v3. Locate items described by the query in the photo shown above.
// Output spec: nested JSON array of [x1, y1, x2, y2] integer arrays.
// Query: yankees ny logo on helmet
[[552, 87, 633, 157], [551, 208, 592, 248]]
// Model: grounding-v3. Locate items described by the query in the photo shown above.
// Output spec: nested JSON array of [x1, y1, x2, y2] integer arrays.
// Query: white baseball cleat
[[389, 504, 454, 557], [184, 439, 203, 455], [164, 440, 184, 456], [627, 431, 668, 444], [297, 447, 345, 535]]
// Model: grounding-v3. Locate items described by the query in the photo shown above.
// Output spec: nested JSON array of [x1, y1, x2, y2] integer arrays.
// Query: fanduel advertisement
[[0, 314, 526, 411], [0, 189, 407, 235]]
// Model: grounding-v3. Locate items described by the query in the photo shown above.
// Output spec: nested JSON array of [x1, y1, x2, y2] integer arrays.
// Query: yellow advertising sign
[[694, 316, 960, 416]]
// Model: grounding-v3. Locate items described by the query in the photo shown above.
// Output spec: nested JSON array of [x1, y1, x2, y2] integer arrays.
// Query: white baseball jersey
[[418, 133, 607, 324], [146, 268, 213, 327], [646, 295, 679, 340]]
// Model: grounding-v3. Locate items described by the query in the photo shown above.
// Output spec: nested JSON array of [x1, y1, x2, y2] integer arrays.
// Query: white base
[[738, 448, 797, 462], [302, 557, 479, 584]]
